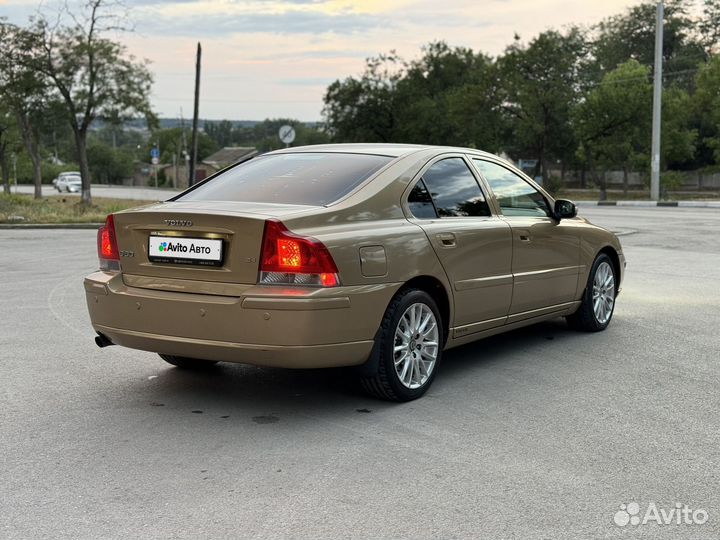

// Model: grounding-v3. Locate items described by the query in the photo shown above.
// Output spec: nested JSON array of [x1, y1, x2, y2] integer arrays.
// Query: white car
[[56, 174, 82, 193]]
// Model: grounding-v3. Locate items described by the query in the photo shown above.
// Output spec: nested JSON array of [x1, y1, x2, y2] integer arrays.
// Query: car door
[[405, 155, 513, 336], [471, 158, 581, 320]]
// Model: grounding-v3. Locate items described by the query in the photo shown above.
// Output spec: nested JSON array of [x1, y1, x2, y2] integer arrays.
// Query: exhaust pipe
[[95, 333, 114, 348]]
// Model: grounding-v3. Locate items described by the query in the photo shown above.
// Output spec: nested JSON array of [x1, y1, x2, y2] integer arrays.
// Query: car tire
[[566, 253, 617, 332], [159, 354, 218, 370], [361, 288, 443, 402]]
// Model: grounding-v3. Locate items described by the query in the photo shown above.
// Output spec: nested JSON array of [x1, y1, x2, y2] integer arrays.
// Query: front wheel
[[361, 289, 443, 402], [159, 354, 218, 370], [566, 253, 617, 332]]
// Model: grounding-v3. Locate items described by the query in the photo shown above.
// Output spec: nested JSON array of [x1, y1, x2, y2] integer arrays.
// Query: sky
[[1, 0, 648, 121]]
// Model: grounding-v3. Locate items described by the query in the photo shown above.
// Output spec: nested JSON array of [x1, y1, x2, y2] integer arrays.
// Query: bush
[[544, 175, 563, 195], [661, 171, 685, 192]]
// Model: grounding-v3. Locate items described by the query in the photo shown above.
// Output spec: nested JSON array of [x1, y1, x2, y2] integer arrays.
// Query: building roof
[[202, 147, 258, 169]]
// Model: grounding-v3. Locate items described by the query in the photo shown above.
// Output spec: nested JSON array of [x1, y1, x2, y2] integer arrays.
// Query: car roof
[[266, 143, 499, 159]]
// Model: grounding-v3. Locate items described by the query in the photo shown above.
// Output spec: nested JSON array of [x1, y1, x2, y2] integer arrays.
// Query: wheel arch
[[598, 245, 622, 291], [398, 275, 451, 345]]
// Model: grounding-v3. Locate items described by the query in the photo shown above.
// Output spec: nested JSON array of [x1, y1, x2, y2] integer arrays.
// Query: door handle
[[517, 229, 531, 242], [436, 233, 456, 247]]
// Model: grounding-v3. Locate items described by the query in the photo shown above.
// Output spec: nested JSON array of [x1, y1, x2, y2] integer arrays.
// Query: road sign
[[278, 125, 296, 145], [150, 147, 160, 159], [151, 157, 159, 165]]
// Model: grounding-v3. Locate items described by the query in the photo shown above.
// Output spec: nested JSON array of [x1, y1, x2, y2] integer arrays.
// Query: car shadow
[[113, 318, 581, 424], [438, 318, 574, 377]]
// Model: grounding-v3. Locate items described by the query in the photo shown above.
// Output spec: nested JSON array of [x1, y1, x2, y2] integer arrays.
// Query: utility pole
[[189, 42, 202, 187], [650, 0, 664, 201]]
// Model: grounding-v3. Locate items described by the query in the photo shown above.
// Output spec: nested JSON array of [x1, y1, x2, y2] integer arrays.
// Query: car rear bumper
[[94, 324, 375, 368], [85, 271, 398, 368]]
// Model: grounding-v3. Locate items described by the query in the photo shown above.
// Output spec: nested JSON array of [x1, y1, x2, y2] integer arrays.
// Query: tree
[[31, 0, 154, 204], [204, 120, 235, 148], [574, 61, 652, 199], [0, 22, 50, 199], [0, 106, 20, 195], [660, 87, 697, 170], [86, 139, 134, 184], [591, 1, 705, 88], [498, 29, 586, 182], [697, 0, 720, 57], [693, 55, 720, 164], [248, 119, 330, 151], [393, 42, 505, 149], [323, 53, 403, 142], [149, 127, 217, 166]]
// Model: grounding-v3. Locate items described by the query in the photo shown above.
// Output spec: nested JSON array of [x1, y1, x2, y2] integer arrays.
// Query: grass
[[0, 193, 156, 224]]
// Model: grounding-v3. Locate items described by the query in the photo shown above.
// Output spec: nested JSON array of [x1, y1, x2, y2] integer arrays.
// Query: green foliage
[[12, 153, 78, 184], [0, 193, 154, 223], [695, 55, 720, 164], [323, 52, 402, 143], [203, 118, 330, 152], [323, 43, 506, 150], [148, 127, 217, 165], [544, 176, 563, 195], [498, 29, 585, 178], [661, 86, 697, 167], [660, 170, 686, 192], [204, 120, 234, 147], [87, 140, 134, 184], [574, 60, 652, 170], [590, 1, 705, 89]]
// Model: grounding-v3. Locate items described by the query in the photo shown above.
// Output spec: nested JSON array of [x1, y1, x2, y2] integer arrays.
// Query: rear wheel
[[361, 289, 443, 402], [159, 354, 218, 370], [566, 253, 617, 332]]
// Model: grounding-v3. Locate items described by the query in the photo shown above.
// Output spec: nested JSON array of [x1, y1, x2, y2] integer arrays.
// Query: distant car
[[53, 171, 81, 189], [85, 144, 625, 401], [56, 174, 82, 193]]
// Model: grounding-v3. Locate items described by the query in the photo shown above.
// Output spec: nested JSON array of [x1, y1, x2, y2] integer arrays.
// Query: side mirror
[[554, 199, 577, 220]]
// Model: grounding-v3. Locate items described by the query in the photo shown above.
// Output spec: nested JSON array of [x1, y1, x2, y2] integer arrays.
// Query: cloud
[[133, 9, 386, 37], [273, 76, 336, 86]]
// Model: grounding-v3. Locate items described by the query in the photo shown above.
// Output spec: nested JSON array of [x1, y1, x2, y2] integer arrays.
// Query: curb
[[0, 223, 102, 230], [578, 200, 720, 208]]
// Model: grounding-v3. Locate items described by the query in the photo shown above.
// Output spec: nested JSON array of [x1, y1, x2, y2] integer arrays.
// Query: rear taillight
[[259, 220, 340, 287], [97, 214, 120, 272]]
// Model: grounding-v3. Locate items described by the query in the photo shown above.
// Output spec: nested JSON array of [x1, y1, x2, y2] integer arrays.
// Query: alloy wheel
[[393, 302, 439, 389], [592, 261, 615, 324]]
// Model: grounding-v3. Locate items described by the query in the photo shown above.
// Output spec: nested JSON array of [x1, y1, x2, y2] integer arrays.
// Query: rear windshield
[[176, 152, 393, 206]]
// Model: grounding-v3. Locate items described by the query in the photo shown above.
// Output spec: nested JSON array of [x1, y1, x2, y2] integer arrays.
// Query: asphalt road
[[14, 184, 182, 201], [1, 207, 719, 539]]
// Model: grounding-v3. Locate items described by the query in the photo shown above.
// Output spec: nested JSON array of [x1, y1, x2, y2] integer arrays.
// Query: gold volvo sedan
[[85, 144, 624, 401]]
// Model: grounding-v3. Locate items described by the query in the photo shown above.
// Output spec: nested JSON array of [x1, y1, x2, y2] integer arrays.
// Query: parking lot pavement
[[13, 184, 181, 200], [1, 207, 719, 539]]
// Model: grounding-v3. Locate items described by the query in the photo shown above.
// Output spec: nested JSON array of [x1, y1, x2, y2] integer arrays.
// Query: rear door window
[[177, 153, 392, 206]]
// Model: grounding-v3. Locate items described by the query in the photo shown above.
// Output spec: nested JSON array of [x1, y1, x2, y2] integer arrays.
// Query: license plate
[[148, 236, 223, 266]]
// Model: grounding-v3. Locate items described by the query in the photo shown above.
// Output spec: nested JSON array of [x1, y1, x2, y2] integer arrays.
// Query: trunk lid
[[112, 201, 315, 292]]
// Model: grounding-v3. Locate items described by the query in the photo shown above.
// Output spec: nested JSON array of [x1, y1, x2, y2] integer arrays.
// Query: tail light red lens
[[97, 214, 120, 271], [259, 220, 340, 287]]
